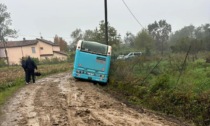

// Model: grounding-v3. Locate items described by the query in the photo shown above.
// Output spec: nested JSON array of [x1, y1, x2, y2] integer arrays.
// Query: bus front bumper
[[72, 71, 108, 83]]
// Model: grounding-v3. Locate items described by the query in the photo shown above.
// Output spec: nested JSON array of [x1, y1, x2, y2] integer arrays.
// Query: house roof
[[37, 38, 59, 46], [0, 38, 58, 48], [0, 40, 37, 48]]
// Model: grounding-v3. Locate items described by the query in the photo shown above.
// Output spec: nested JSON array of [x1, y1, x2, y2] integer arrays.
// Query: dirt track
[[0, 72, 182, 126]]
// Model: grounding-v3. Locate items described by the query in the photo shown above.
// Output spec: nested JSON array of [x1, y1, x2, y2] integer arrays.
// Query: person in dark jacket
[[21, 57, 27, 83], [25, 56, 37, 84]]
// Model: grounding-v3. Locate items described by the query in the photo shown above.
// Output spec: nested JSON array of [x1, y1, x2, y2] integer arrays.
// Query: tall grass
[[0, 78, 24, 105], [106, 53, 210, 126]]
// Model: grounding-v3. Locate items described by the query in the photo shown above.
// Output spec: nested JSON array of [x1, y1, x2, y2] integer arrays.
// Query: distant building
[[0, 38, 67, 65]]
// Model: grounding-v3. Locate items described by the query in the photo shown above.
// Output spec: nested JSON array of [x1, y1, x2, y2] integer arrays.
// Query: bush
[[31, 57, 40, 64], [39, 57, 67, 65], [149, 74, 170, 93], [206, 56, 210, 63], [68, 52, 75, 63], [145, 47, 151, 56], [0, 59, 6, 67]]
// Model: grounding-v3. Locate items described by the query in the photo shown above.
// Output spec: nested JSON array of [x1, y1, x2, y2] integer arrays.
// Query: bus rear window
[[81, 41, 108, 55]]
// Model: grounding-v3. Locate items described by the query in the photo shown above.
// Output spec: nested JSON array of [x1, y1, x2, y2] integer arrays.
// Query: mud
[[0, 72, 182, 126]]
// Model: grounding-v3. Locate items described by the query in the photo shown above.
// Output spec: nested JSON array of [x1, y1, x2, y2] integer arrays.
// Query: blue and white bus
[[72, 40, 112, 83]]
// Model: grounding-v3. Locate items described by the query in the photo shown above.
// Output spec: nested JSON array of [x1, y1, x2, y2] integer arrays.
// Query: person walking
[[25, 56, 37, 84], [21, 57, 27, 83]]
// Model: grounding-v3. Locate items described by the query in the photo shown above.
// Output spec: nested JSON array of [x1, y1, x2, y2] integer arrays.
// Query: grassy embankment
[[0, 62, 72, 108], [105, 53, 210, 126]]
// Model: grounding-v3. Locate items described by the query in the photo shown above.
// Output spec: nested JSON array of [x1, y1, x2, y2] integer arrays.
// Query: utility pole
[[104, 0, 108, 45]]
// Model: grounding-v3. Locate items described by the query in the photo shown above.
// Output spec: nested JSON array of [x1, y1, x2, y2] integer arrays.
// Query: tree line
[[70, 20, 210, 56]]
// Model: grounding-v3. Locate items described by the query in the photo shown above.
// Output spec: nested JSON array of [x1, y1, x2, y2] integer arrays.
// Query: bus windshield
[[81, 41, 108, 55]]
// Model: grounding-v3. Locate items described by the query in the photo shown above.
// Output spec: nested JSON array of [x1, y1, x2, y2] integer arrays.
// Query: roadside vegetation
[[0, 62, 72, 110], [105, 53, 210, 126]]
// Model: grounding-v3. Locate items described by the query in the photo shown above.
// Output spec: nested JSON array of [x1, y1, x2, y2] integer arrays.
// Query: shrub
[[30, 57, 40, 65], [39, 57, 67, 65], [149, 74, 170, 93], [68, 52, 75, 63], [206, 56, 210, 63], [110, 61, 130, 81], [0, 59, 6, 67]]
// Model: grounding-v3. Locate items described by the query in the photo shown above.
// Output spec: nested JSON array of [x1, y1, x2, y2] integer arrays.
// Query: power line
[[121, 0, 144, 29]]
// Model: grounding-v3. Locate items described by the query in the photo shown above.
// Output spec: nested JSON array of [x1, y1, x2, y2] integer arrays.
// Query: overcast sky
[[1, 0, 210, 43]]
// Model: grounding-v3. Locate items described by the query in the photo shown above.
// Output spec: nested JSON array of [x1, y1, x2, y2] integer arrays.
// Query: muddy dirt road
[[0, 72, 183, 126]]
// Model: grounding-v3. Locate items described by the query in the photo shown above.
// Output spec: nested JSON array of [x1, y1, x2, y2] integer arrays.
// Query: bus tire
[[99, 82, 107, 86], [93, 81, 97, 85]]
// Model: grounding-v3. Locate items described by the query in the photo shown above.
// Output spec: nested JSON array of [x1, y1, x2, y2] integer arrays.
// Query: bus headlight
[[76, 70, 84, 74]]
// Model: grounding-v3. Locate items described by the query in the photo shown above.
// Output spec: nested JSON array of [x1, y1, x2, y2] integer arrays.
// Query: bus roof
[[82, 40, 109, 46]]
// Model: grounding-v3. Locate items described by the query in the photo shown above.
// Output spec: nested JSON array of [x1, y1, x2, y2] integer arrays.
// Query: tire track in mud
[[1, 72, 182, 126], [34, 75, 69, 126], [66, 78, 179, 126], [0, 73, 69, 126], [0, 79, 42, 126]]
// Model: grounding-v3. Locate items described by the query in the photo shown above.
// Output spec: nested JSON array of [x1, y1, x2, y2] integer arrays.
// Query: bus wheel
[[99, 82, 107, 86], [93, 81, 97, 85]]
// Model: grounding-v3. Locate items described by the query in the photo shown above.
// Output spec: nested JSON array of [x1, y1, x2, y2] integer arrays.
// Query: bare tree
[[0, 3, 17, 65]]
